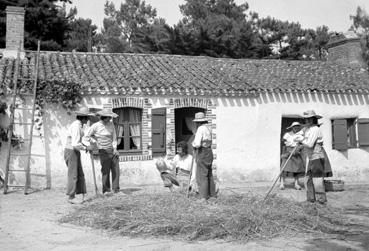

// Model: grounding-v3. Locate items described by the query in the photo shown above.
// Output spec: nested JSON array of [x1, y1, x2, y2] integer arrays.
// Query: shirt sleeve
[[84, 123, 97, 143], [111, 122, 117, 150], [70, 123, 84, 150], [192, 126, 203, 148], [302, 127, 319, 148], [186, 155, 193, 171], [170, 155, 179, 169]]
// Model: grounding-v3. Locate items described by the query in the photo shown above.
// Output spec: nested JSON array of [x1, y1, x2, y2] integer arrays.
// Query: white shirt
[[171, 154, 193, 171], [301, 126, 323, 148], [170, 154, 196, 184], [192, 124, 212, 148], [86, 120, 117, 150], [301, 125, 324, 160], [283, 130, 304, 147], [65, 120, 85, 150]]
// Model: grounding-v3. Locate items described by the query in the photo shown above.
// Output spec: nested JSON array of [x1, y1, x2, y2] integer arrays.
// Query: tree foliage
[[98, 0, 332, 59], [175, 0, 261, 58], [0, 0, 75, 50], [350, 6, 369, 69], [102, 0, 163, 53], [66, 17, 98, 52]]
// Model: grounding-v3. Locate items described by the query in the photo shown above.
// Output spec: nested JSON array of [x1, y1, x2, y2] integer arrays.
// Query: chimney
[[3, 6, 25, 58], [327, 31, 366, 69]]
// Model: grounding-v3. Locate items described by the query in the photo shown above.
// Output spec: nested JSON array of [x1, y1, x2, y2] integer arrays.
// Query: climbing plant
[[35, 80, 83, 111], [16, 79, 83, 112]]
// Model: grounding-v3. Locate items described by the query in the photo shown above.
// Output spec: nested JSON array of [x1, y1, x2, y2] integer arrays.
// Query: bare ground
[[1, 183, 369, 251]]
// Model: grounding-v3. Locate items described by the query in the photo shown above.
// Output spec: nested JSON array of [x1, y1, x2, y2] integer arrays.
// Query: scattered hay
[[60, 192, 350, 241]]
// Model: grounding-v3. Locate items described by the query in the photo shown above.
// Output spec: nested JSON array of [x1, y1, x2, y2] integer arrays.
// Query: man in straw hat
[[295, 110, 333, 204], [64, 106, 94, 204], [280, 121, 305, 190], [192, 112, 216, 200], [85, 108, 120, 195]]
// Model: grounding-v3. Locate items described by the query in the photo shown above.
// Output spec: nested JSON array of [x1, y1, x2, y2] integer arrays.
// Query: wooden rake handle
[[186, 149, 197, 198], [263, 145, 299, 202]]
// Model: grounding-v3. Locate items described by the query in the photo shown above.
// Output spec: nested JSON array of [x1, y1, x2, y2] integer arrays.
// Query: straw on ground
[[60, 192, 350, 242]]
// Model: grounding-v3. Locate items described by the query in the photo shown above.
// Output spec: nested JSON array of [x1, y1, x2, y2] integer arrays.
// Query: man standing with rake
[[295, 110, 333, 204], [192, 112, 216, 200]]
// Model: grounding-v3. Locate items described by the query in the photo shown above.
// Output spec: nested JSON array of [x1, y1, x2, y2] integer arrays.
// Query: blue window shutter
[[151, 108, 166, 156], [358, 118, 369, 147], [332, 119, 348, 150]]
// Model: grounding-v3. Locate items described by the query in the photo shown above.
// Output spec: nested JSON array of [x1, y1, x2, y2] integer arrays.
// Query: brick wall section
[[166, 105, 176, 157], [107, 96, 217, 164], [111, 97, 152, 161], [6, 6, 25, 51], [327, 39, 366, 68]]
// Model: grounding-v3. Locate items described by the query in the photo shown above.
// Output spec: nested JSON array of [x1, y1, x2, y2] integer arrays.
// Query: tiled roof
[[1, 51, 369, 96]]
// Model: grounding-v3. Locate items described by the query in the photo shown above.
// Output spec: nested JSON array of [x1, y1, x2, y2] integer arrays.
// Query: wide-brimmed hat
[[96, 108, 118, 118], [74, 106, 94, 116], [302, 110, 322, 119], [286, 121, 301, 130], [193, 112, 207, 122]]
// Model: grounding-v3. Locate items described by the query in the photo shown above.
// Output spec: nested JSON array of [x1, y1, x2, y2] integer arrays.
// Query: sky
[[68, 0, 369, 32]]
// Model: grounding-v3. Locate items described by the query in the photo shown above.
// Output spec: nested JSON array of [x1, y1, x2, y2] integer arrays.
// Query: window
[[151, 108, 166, 157], [357, 119, 369, 147], [113, 107, 142, 152], [332, 118, 357, 150]]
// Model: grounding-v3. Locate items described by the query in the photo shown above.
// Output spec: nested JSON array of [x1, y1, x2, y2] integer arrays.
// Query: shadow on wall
[[212, 93, 368, 108], [256, 92, 369, 106], [334, 149, 349, 159], [43, 104, 73, 187]]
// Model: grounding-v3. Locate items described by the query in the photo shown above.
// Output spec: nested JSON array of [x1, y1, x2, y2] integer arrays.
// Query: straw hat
[[74, 106, 94, 116], [286, 121, 301, 130], [302, 110, 322, 119], [96, 108, 118, 118], [193, 112, 207, 122]]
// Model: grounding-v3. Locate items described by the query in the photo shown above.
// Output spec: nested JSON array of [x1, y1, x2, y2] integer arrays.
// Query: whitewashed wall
[[1, 92, 369, 190], [216, 92, 369, 183]]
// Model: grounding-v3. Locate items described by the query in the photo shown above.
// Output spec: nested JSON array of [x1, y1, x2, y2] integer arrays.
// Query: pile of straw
[[61, 192, 349, 241]]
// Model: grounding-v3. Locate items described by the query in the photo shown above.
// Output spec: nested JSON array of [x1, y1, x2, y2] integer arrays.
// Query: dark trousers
[[196, 147, 216, 199], [99, 149, 120, 193], [306, 158, 327, 203], [64, 148, 86, 198]]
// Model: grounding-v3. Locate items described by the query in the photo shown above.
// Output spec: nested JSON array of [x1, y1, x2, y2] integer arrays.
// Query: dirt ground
[[1, 182, 369, 251]]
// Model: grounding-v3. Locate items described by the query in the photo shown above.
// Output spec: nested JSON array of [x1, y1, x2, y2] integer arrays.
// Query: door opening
[[280, 116, 304, 157], [175, 107, 205, 155]]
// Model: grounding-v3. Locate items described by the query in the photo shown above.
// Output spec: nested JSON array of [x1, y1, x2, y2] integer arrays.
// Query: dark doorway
[[280, 116, 304, 156], [175, 107, 205, 155]]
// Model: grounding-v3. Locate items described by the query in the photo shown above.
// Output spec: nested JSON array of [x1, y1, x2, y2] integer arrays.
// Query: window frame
[[357, 118, 369, 147], [331, 117, 358, 150], [113, 107, 143, 154]]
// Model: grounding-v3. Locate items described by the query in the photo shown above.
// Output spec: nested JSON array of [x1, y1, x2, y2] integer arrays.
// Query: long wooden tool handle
[[186, 149, 196, 198], [90, 153, 98, 195], [263, 145, 299, 201]]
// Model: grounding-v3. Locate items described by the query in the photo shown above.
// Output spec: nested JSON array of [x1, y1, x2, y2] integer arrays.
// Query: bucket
[[324, 179, 344, 192]]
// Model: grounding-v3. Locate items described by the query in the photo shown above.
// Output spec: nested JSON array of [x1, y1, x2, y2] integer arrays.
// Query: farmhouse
[[1, 7, 369, 189]]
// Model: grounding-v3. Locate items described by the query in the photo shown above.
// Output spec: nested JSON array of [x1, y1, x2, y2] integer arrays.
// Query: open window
[[113, 107, 142, 153]]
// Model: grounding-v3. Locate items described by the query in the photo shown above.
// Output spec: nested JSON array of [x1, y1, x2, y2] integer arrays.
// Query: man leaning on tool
[[64, 107, 93, 204], [192, 112, 216, 200], [85, 109, 120, 195]]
